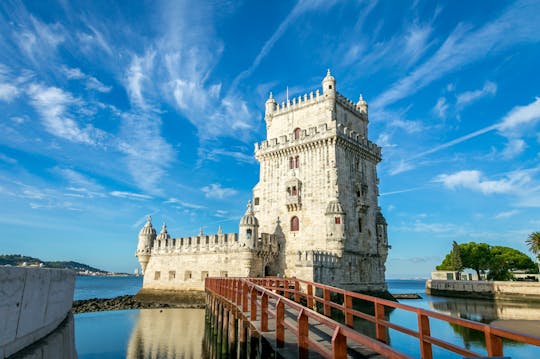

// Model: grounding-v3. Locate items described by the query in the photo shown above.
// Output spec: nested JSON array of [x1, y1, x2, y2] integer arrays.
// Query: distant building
[[136, 71, 390, 293]]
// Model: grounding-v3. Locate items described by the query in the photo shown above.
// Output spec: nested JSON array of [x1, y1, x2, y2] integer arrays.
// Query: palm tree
[[526, 232, 540, 269]]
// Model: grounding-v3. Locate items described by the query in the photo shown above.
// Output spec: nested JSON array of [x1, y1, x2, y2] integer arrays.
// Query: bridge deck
[[250, 296, 386, 358], [206, 277, 540, 359]]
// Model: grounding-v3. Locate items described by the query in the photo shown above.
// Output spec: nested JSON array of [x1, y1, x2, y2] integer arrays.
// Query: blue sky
[[1, 0, 539, 277]]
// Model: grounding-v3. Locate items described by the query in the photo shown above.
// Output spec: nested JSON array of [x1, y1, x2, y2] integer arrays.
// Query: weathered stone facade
[[136, 71, 389, 292]]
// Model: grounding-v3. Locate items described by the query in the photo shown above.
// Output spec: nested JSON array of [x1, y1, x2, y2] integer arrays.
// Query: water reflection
[[430, 297, 540, 322], [126, 309, 205, 359], [10, 314, 77, 359]]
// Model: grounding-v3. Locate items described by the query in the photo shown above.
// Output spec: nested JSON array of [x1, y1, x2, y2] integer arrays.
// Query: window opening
[[291, 216, 299, 231]]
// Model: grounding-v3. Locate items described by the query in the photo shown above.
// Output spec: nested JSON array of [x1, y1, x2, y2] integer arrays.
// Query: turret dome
[[139, 216, 157, 238], [325, 199, 345, 214], [156, 223, 170, 241], [240, 200, 259, 226]]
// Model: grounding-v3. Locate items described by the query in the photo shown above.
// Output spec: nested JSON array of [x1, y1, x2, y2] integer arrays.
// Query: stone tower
[[252, 70, 389, 292], [136, 216, 157, 275]]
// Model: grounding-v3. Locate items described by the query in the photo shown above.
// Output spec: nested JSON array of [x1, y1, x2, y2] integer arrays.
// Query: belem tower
[[136, 71, 390, 293]]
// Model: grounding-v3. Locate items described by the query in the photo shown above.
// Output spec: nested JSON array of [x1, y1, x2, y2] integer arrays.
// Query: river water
[[71, 277, 540, 358]]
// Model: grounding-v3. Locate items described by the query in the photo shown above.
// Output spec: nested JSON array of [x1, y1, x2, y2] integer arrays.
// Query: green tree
[[436, 242, 537, 280], [459, 242, 492, 279], [450, 241, 463, 272], [526, 231, 540, 261]]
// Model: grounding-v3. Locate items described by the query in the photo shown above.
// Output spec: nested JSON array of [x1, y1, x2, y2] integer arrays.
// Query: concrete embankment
[[0, 267, 75, 358], [426, 279, 540, 302]]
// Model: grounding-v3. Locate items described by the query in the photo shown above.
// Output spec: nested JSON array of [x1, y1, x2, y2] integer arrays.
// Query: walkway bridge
[[205, 277, 540, 358]]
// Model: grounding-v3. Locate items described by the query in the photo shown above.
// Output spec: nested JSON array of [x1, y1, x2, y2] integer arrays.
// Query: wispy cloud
[[434, 169, 531, 195], [494, 210, 520, 219], [201, 183, 238, 199], [27, 83, 106, 145], [110, 191, 152, 200], [165, 198, 206, 210], [433, 97, 448, 119], [62, 66, 111, 93], [373, 0, 540, 109], [230, 0, 340, 92], [456, 81, 497, 107]]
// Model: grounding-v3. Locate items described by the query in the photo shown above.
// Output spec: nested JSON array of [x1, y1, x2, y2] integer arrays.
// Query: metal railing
[[206, 277, 540, 359]]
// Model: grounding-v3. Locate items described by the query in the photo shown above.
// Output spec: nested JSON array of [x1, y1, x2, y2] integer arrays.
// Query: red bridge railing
[[205, 277, 540, 359]]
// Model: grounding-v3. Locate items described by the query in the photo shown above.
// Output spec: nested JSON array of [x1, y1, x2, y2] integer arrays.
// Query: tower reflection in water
[[126, 308, 206, 359]]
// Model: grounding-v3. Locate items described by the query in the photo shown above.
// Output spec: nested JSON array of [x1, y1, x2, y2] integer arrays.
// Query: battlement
[[335, 92, 367, 118], [296, 250, 341, 268], [268, 89, 324, 117], [254, 121, 381, 158], [152, 232, 241, 255]]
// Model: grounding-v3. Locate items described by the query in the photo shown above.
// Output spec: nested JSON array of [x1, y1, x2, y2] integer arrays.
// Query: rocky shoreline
[[71, 295, 205, 314]]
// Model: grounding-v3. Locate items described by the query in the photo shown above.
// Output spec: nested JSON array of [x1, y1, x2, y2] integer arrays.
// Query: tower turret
[[322, 69, 336, 97], [239, 200, 259, 248], [265, 92, 277, 117], [357, 94, 368, 115], [156, 223, 171, 248], [325, 195, 345, 251], [136, 216, 157, 274]]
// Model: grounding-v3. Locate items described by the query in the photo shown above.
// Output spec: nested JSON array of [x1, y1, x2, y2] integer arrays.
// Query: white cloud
[[165, 198, 206, 210], [230, 0, 340, 91], [433, 97, 448, 119], [0, 83, 20, 102], [117, 112, 174, 195], [0, 153, 17, 164], [389, 119, 423, 134], [456, 81, 497, 107], [434, 170, 530, 195], [494, 210, 520, 219], [125, 52, 155, 108], [373, 0, 540, 109], [497, 97, 540, 132], [109, 191, 152, 200], [201, 183, 238, 199], [63, 66, 111, 93], [389, 159, 416, 175], [27, 83, 106, 145], [501, 138, 526, 158], [205, 148, 255, 164], [376, 133, 396, 148]]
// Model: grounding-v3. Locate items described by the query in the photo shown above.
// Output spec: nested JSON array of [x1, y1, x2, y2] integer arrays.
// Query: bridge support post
[[418, 312, 433, 359], [294, 280, 300, 302], [250, 289, 257, 321], [228, 308, 237, 356], [344, 294, 353, 327], [222, 308, 229, 354], [276, 299, 285, 348], [485, 326, 503, 357], [261, 293, 269, 332], [238, 318, 247, 357], [307, 284, 314, 310], [323, 288, 331, 317], [331, 327, 347, 359], [375, 302, 388, 344], [298, 309, 309, 359]]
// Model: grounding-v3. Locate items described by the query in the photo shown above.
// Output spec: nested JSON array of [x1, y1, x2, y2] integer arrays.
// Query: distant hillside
[[0, 254, 107, 273]]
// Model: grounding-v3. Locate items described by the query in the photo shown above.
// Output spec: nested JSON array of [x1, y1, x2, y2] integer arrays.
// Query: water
[[71, 277, 540, 358], [74, 275, 143, 300]]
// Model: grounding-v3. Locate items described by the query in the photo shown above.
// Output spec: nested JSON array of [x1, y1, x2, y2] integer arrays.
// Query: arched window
[[291, 216, 299, 231], [294, 128, 301, 140], [358, 218, 362, 232], [246, 229, 252, 239], [295, 156, 299, 168], [289, 157, 294, 169]]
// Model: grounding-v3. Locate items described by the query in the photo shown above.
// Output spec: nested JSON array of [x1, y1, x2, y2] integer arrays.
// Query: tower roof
[[325, 199, 345, 214], [156, 223, 170, 241], [240, 200, 259, 226], [139, 215, 157, 237]]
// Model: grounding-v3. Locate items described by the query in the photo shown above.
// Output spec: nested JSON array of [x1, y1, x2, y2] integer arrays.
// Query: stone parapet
[[0, 267, 75, 358], [426, 279, 540, 302]]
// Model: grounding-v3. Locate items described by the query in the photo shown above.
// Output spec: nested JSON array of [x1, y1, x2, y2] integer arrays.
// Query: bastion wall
[[0, 267, 75, 358], [426, 279, 540, 302]]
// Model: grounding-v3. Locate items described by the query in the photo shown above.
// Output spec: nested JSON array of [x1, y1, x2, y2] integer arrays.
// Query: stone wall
[[0, 267, 75, 358], [142, 249, 260, 291], [426, 279, 540, 302]]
